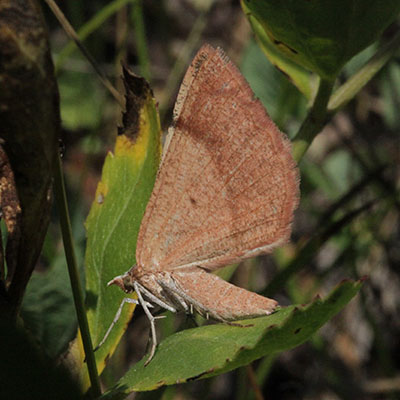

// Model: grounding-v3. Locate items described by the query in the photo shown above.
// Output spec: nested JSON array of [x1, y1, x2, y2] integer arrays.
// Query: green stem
[[264, 199, 375, 297], [131, 0, 151, 81], [292, 77, 335, 162], [53, 152, 101, 398], [45, 0, 124, 106], [291, 30, 400, 162], [55, 0, 134, 71], [328, 30, 400, 113], [159, 7, 209, 122]]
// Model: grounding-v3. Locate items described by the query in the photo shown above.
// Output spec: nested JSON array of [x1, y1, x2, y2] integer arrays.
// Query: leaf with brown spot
[[103, 279, 362, 393], [81, 66, 162, 386]]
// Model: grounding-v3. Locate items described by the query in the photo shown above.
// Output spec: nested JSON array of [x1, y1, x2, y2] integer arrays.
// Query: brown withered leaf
[[0, 0, 60, 316], [0, 146, 21, 282], [117, 64, 154, 139]]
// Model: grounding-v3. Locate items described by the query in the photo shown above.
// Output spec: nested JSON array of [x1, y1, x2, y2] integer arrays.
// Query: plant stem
[[159, 7, 209, 122], [291, 30, 400, 162], [292, 77, 335, 162], [55, 0, 134, 71], [264, 199, 376, 297], [45, 0, 124, 107], [328, 30, 400, 113], [53, 152, 101, 398], [131, 0, 151, 81]]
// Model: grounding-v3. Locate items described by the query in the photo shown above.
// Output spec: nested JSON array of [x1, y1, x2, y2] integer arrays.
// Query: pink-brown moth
[[99, 44, 299, 364]]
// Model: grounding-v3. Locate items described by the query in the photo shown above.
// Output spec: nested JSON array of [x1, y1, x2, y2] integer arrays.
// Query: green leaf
[[21, 256, 78, 359], [322, 150, 362, 198], [59, 69, 105, 130], [21, 207, 86, 359], [380, 61, 400, 130], [243, 12, 312, 99], [301, 150, 362, 201], [106, 279, 362, 393], [241, 40, 307, 135], [83, 68, 162, 380], [0, 319, 83, 400], [241, 0, 400, 79]]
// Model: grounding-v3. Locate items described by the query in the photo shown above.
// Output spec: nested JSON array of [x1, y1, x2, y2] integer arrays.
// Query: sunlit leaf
[[82, 68, 162, 383], [104, 279, 362, 394]]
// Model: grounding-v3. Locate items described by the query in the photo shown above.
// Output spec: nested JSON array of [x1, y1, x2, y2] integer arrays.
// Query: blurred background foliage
[[21, 1, 400, 399]]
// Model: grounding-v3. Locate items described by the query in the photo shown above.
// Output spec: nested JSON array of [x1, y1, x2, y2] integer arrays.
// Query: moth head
[[107, 273, 134, 293]]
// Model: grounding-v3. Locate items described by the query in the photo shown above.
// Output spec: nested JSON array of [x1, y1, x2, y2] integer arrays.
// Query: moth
[[98, 44, 299, 364]]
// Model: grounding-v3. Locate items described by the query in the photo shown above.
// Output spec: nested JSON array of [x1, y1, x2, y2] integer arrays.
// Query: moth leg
[[157, 279, 201, 328], [158, 276, 244, 324], [134, 281, 177, 313], [134, 282, 161, 365], [156, 278, 189, 312], [157, 277, 249, 330], [157, 277, 209, 319], [95, 297, 145, 352], [183, 303, 199, 327], [169, 291, 189, 313]]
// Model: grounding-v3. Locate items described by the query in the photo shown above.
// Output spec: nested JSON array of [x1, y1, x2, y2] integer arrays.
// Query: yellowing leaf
[[81, 68, 162, 386], [242, 0, 400, 79]]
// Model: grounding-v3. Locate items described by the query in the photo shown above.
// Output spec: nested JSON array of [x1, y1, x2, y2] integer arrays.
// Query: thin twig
[[363, 375, 400, 393], [264, 199, 377, 297], [246, 364, 265, 400], [328, 30, 400, 113], [44, 0, 124, 107], [159, 7, 210, 122], [55, 0, 134, 71]]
